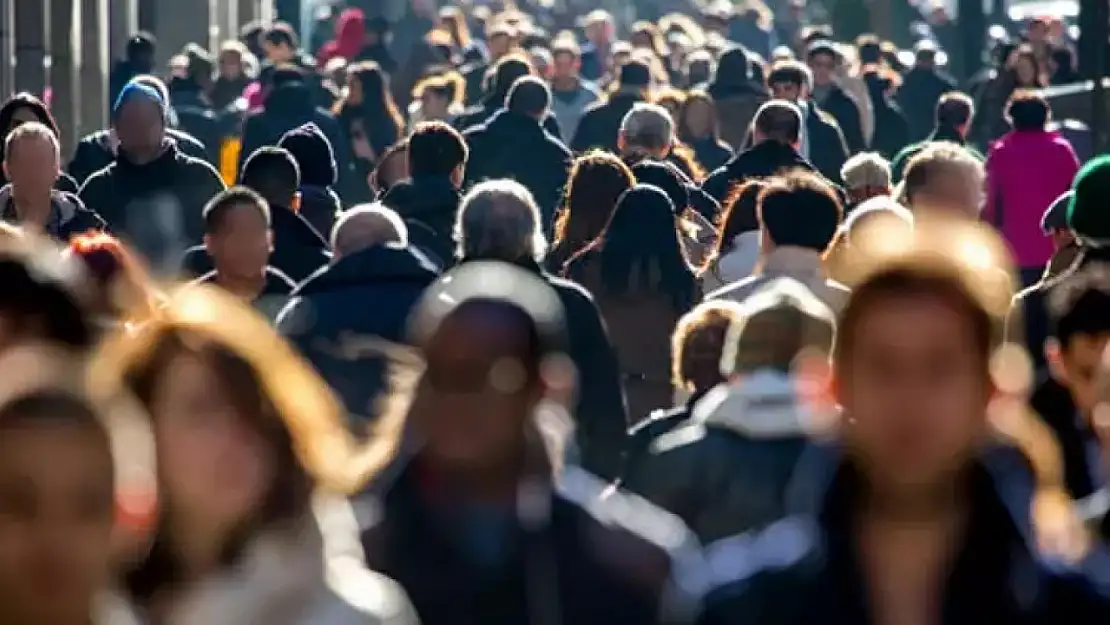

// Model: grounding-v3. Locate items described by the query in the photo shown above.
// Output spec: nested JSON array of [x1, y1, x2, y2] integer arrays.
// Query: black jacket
[[464, 109, 573, 232], [236, 82, 348, 181], [864, 74, 910, 160], [277, 245, 438, 425], [571, 92, 645, 154], [897, 66, 957, 144], [804, 101, 851, 185], [379, 176, 460, 269], [702, 141, 817, 204], [168, 81, 221, 163], [455, 102, 563, 141], [0, 185, 107, 242], [688, 136, 733, 174], [696, 445, 1110, 625], [623, 375, 811, 543], [362, 460, 702, 625], [180, 204, 331, 283], [68, 129, 211, 185], [298, 184, 343, 240], [78, 143, 225, 271], [815, 84, 865, 155]]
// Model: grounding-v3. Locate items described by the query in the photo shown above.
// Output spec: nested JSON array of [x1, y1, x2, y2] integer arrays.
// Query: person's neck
[[551, 76, 579, 91], [10, 187, 52, 224], [216, 270, 267, 301]]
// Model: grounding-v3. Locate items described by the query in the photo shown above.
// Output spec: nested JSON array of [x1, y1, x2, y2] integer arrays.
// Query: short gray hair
[[330, 203, 408, 256], [454, 179, 548, 263], [620, 102, 674, 153], [841, 152, 892, 191]]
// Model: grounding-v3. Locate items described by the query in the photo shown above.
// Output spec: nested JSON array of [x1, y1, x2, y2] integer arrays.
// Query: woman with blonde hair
[[91, 286, 416, 625], [407, 71, 466, 131]]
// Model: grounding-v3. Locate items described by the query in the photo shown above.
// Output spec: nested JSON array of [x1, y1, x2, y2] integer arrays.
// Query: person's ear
[[290, 192, 302, 213], [1046, 338, 1068, 384]]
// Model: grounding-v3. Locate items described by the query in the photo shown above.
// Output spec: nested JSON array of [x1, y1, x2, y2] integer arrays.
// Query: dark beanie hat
[[619, 60, 652, 89], [278, 123, 337, 187], [1068, 155, 1110, 244]]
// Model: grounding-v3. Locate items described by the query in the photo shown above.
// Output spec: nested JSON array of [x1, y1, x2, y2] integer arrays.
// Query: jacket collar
[[692, 371, 815, 438], [760, 245, 824, 279], [0, 184, 79, 235], [293, 244, 438, 296]]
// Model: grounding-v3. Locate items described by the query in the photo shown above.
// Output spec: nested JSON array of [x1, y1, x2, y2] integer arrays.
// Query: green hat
[[1068, 155, 1110, 246]]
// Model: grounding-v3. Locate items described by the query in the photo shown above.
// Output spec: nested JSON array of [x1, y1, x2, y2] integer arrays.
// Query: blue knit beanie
[[112, 81, 166, 121]]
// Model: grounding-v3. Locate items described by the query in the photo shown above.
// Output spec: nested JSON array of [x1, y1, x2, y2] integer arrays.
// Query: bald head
[[330, 204, 408, 258]]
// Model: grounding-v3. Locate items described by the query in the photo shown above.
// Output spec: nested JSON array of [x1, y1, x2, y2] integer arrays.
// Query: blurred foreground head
[[0, 236, 95, 354], [405, 261, 572, 476]]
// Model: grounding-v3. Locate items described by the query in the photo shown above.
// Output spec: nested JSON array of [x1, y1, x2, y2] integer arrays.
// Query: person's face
[[684, 99, 714, 137], [552, 52, 579, 80], [1051, 334, 1110, 417], [586, 22, 612, 45], [5, 106, 40, 136], [347, 75, 364, 105], [488, 33, 512, 59], [421, 91, 450, 119], [416, 306, 543, 470], [114, 99, 164, 156], [3, 138, 60, 193], [263, 41, 293, 64], [206, 204, 271, 279], [839, 294, 991, 492], [218, 51, 243, 79], [151, 352, 273, 532], [770, 81, 802, 101], [808, 52, 836, 86], [909, 168, 983, 218], [0, 422, 114, 625], [1014, 56, 1038, 86]]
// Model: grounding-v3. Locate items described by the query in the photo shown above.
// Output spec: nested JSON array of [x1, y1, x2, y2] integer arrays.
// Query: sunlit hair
[[335, 61, 404, 141], [218, 39, 259, 78], [551, 151, 634, 268], [455, 179, 547, 262], [0, 221, 22, 241], [841, 151, 891, 192], [65, 231, 162, 322], [438, 6, 472, 50], [412, 70, 466, 107], [902, 141, 984, 209], [369, 139, 408, 194], [658, 12, 706, 48], [671, 300, 743, 392], [4, 120, 60, 162], [630, 20, 666, 58], [715, 179, 766, 253]]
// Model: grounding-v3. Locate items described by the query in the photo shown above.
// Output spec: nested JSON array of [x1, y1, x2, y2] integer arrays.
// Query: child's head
[[0, 390, 115, 625], [1047, 264, 1110, 416]]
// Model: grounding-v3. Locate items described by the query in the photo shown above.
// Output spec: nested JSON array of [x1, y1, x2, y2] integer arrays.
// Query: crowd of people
[[2, 0, 1110, 624]]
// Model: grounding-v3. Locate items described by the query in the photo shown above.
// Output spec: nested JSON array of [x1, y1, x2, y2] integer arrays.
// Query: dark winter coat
[[454, 102, 563, 141], [570, 92, 645, 154], [707, 84, 768, 154], [361, 460, 703, 625], [298, 184, 343, 240], [687, 136, 733, 174], [276, 245, 438, 426], [68, 129, 211, 185], [168, 81, 222, 163], [236, 82, 348, 181], [379, 176, 460, 269], [180, 203, 331, 283], [863, 74, 909, 159], [77, 143, 225, 271], [702, 140, 817, 204], [0, 185, 107, 242], [463, 109, 572, 233], [804, 102, 851, 185], [696, 444, 1110, 625], [815, 84, 865, 154], [897, 66, 957, 144]]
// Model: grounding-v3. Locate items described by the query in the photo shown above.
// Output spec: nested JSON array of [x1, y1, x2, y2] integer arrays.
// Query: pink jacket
[[984, 130, 1079, 268]]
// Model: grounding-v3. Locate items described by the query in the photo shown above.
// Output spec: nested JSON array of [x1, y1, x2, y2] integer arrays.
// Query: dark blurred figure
[[109, 32, 156, 109], [278, 204, 437, 428], [0, 239, 95, 352], [261, 22, 328, 105], [1, 123, 104, 242], [572, 60, 652, 153], [891, 92, 982, 182], [972, 43, 1047, 147], [379, 121, 467, 268], [806, 41, 865, 154], [702, 100, 815, 204], [730, 7, 775, 59], [897, 41, 956, 145], [460, 24, 502, 105], [626, 280, 836, 542], [0, 93, 80, 192], [239, 21, 267, 61], [678, 91, 733, 173], [79, 80, 225, 273], [359, 16, 398, 76], [840, 152, 892, 211], [453, 179, 627, 480], [1049, 44, 1081, 85], [211, 41, 255, 111], [278, 122, 344, 237], [861, 67, 908, 159], [182, 147, 330, 282], [237, 65, 347, 182], [697, 258, 1110, 625], [361, 260, 699, 625], [69, 76, 210, 185], [191, 187, 295, 317], [549, 40, 602, 145], [168, 45, 221, 163], [765, 61, 850, 185], [545, 151, 634, 274], [335, 62, 404, 206], [565, 185, 699, 422], [370, 140, 409, 197], [579, 10, 616, 82], [456, 55, 563, 139], [464, 77, 571, 233]]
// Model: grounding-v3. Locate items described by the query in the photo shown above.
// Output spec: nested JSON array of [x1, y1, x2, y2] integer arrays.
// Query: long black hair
[[0, 93, 59, 160], [573, 184, 697, 309]]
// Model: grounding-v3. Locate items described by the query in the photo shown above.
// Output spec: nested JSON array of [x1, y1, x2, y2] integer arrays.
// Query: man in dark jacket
[[278, 122, 344, 236], [463, 77, 571, 234], [69, 75, 211, 185], [379, 121, 467, 269], [79, 80, 225, 274], [765, 61, 850, 185], [259, 22, 333, 108], [624, 280, 836, 543], [805, 41, 865, 154], [181, 146, 331, 282], [277, 204, 438, 426], [897, 41, 957, 144], [236, 65, 347, 181], [571, 60, 652, 154], [166, 49, 221, 164], [1, 122, 105, 241], [450, 178, 629, 480], [454, 54, 563, 140], [702, 100, 817, 203], [891, 91, 983, 183], [108, 32, 156, 109]]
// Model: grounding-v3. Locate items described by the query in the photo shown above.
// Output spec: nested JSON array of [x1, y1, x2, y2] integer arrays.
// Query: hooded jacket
[[276, 245, 439, 427], [78, 141, 226, 271], [0, 185, 107, 242], [379, 176, 460, 269], [622, 371, 815, 543], [464, 109, 572, 231], [68, 128, 210, 185], [237, 82, 348, 181]]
